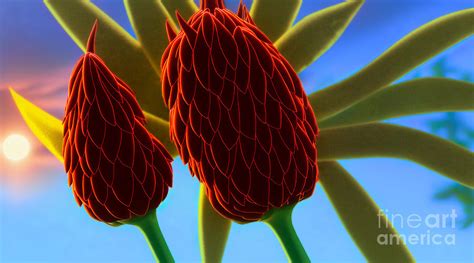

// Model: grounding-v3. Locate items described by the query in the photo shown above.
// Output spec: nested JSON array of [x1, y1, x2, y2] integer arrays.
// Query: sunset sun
[[2, 134, 31, 161]]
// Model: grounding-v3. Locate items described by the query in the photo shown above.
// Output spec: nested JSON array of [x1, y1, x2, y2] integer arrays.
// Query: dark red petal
[[143, 163, 157, 199], [99, 157, 115, 186], [189, 105, 202, 135], [186, 125, 203, 162], [86, 102, 106, 147], [88, 197, 118, 222], [193, 26, 211, 88], [283, 159, 298, 195], [194, 84, 211, 116], [220, 80, 236, 110], [152, 143, 173, 187], [82, 173, 92, 201], [246, 32, 274, 76], [214, 171, 230, 204], [134, 121, 153, 150], [201, 13, 215, 47], [208, 94, 222, 131], [237, 91, 256, 139], [85, 138, 101, 173], [179, 37, 193, 71], [253, 144, 271, 176], [265, 95, 282, 129], [130, 181, 150, 216], [118, 131, 135, 168], [104, 193, 131, 219], [269, 180, 284, 207], [230, 150, 251, 195], [210, 135, 231, 174], [239, 135, 255, 168], [248, 164, 270, 205], [214, 19, 238, 69], [133, 142, 148, 183], [233, 27, 251, 67], [91, 173, 108, 205], [218, 110, 239, 149], [256, 121, 272, 154], [180, 68, 197, 104], [112, 161, 134, 206]]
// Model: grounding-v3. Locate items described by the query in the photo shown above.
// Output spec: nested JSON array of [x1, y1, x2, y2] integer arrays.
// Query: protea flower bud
[[63, 22, 173, 223], [162, 0, 318, 222]]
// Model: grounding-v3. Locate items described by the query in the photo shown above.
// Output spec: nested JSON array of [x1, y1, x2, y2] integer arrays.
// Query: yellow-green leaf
[[320, 78, 474, 129], [311, 8, 474, 121], [143, 111, 176, 156], [161, 0, 198, 24], [44, 0, 169, 120], [10, 88, 63, 162], [250, 0, 302, 42], [276, 0, 363, 73], [198, 185, 231, 263], [9, 89, 175, 163], [124, 0, 178, 75], [319, 161, 414, 262], [318, 123, 474, 187]]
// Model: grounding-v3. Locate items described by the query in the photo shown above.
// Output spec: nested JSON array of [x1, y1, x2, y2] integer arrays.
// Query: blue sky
[[1, 0, 473, 262]]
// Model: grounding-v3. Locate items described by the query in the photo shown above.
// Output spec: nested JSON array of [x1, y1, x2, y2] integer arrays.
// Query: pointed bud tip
[[175, 11, 197, 44], [165, 20, 177, 42], [175, 11, 186, 26], [200, 0, 225, 10], [86, 20, 99, 54]]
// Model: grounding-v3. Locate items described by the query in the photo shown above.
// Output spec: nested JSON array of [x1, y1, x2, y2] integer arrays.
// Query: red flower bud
[[162, 1, 318, 222], [63, 22, 173, 223]]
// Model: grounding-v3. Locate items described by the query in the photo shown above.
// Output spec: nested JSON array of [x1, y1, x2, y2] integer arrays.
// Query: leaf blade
[[249, 0, 302, 42], [9, 88, 63, 162], [161, 0, 198, 23], [198, 185, 232, 263], [44, 0, 169, 120], [276, 0, 363, 73], [143, 111, 177, 156], [319, 161, 414, 262], [319, 78, 474, 129], [310, 8, 474, 121], [318, 123, 474, 187], [124, 0, 178, 76]]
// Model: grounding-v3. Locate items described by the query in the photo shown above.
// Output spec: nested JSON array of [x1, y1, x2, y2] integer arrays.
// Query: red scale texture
[[162, 1, 319, 222], [63, 23, 173, 223]]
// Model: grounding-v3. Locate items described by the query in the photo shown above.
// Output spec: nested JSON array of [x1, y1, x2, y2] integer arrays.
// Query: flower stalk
[[126, 210, 175, 263], [263, 205, 310, 263]]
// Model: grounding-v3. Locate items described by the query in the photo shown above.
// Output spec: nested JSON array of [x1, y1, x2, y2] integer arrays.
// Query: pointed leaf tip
[[87, 20, 99, 53], [166, 20, 177, 42], [237, 0, 245, 17], [276, 0, 364, 73], [250, 0, 303, 41], [9, 88, 64, 162], [319, 161, 414, 261], [176, 11, 197, 43]]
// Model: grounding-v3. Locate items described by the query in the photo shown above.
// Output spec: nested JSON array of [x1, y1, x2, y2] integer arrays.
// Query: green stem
[[263, 205, 310, 263], [126, 210, 175, 263]]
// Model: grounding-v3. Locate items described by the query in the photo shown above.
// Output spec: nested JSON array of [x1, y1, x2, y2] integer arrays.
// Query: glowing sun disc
[[2, 134, 31, 161]]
